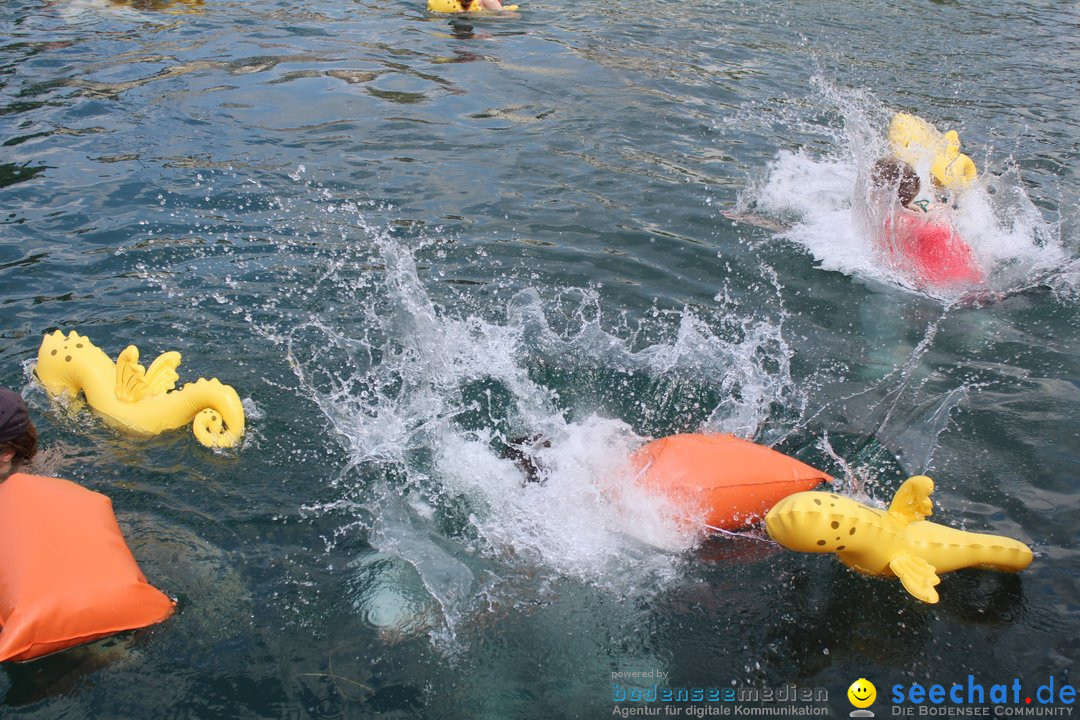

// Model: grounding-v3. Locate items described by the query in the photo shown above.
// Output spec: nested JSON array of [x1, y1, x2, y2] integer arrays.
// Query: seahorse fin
[[888, 475, 934, 524], [143, 351, 181, 396], [115, 346, 181, 402], [889, 552, 941, 604], [115, 346, 147, 402]]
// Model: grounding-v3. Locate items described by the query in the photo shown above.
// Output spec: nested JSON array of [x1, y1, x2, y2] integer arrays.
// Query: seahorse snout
[[764, 498, 821, 552], [765, 492, 856, 553]]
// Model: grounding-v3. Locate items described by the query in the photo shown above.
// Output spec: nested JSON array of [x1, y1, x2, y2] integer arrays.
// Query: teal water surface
[[1, 0, 1078, 717]]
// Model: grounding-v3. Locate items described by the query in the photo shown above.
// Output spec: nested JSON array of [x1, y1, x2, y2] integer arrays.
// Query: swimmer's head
[[0, 388, 37, 479], [502, 435, 550, 485], [872, 158, 920, 207]]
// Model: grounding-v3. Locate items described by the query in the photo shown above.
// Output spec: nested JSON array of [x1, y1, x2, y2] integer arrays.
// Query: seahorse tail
[[187, 378, 246, 448], [974, 538, 1034, 573]]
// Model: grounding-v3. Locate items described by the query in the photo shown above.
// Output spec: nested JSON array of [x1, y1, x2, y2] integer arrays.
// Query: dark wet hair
[[502, 435, 551, 485], [0, 422, 38, 469], [0, 387, 38, 470], [872, 158, 920, 207]]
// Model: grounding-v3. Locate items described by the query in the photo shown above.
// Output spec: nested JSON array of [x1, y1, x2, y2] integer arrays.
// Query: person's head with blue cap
[[1, 387, 37, 480]]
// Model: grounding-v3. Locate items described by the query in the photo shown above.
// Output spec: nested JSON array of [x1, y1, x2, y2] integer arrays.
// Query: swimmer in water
[[869, 158, 985, 290], [502, 435, 551, 484]]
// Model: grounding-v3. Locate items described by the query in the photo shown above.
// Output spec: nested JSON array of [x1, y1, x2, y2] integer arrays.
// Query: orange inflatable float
[[0, 474, 175, 662], [632, 433, 830, 531]]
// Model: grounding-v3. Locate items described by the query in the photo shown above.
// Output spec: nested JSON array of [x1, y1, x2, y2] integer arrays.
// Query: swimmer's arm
[[721, 210, 790, 233]]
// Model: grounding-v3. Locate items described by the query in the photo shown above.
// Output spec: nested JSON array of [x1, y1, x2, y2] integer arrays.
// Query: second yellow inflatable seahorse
[[35, 330, 245, 449], [889, 112, 977, 192], [765, 476, 1032, 603]]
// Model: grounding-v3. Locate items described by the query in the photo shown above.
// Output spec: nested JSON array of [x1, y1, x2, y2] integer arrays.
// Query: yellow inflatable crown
[[889, 112, 977, 191], [765, 476, 1032, 603], [36, 330, 245, 449]]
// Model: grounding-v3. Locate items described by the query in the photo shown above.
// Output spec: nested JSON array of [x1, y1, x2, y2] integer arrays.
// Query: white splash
[[274, 227, 798, 644]]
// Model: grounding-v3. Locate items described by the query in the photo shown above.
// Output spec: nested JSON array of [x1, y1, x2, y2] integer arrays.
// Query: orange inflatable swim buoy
[[632, 433, 830, 531], [0, 474, 175, 662]]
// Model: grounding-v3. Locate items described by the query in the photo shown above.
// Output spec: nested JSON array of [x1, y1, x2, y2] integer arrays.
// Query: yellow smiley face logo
[[848, 678, 876, 708]]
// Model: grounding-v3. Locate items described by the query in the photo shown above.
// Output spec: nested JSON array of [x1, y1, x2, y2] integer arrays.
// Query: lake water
[[1, 0, 1077, 717]]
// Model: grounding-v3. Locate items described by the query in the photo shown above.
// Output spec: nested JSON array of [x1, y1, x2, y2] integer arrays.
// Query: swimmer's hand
[[955, 288, 1005, 307]]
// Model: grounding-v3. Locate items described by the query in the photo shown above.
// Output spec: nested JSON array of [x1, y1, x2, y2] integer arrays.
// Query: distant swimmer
[[428, 0, 519, 12], [57, 0, 205, 11]]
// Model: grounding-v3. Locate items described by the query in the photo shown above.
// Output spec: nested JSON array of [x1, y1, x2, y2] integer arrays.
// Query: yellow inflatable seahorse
[[35, 330, 245, 449], [889, 112, 977, 192], [764, 476, 1032, 603]]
